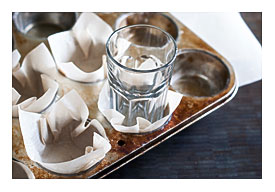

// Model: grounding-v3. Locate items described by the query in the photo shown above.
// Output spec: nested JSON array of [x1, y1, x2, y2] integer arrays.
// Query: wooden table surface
[[105, 12, 262, 179]]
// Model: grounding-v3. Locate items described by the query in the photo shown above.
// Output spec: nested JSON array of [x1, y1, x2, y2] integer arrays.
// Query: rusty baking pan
[[12, 12, 238, 178]]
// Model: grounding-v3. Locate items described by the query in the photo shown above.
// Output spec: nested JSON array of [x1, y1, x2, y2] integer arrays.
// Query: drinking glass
[[106, 24, 177, 126]]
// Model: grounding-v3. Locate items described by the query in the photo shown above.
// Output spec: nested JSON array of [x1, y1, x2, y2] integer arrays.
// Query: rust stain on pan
[[12, 12, 237, 179]]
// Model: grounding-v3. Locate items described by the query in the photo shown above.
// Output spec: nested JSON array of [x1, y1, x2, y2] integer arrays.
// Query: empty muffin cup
[[115, 12, 179, 41], [12, 160, 35, 179], [12, 12, 78, 58], [171, 49, 230, 97]]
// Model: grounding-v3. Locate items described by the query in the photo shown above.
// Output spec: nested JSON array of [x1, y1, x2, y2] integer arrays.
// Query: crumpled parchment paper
[[18, 89, 111, 174]]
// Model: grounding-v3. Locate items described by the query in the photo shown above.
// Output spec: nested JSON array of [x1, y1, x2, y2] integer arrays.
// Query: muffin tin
[[12, 12, 238, 178], [12, 12, 78, 59], [171, 49, 231, 97], [114, 12, 179, 41]]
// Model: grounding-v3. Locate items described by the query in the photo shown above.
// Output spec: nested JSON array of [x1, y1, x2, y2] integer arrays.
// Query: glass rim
[[106, 24, 178, 73]]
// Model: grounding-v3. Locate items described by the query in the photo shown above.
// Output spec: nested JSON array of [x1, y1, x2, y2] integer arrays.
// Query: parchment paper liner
[[12, 44, 59, 117], [98, 82, 183, 133], [48, 12, 113, 83], [18, 89, 111, 175]]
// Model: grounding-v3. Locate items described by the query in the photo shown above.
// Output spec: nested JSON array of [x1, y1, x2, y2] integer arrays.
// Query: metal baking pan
[[12, 12, 237, 178]]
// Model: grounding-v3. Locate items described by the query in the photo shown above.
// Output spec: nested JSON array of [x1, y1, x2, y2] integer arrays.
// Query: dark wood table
[[105, 12, 262, 179]]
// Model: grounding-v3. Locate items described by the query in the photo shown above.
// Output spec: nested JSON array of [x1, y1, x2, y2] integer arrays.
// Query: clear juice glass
[[106, 24, 177, 126]]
